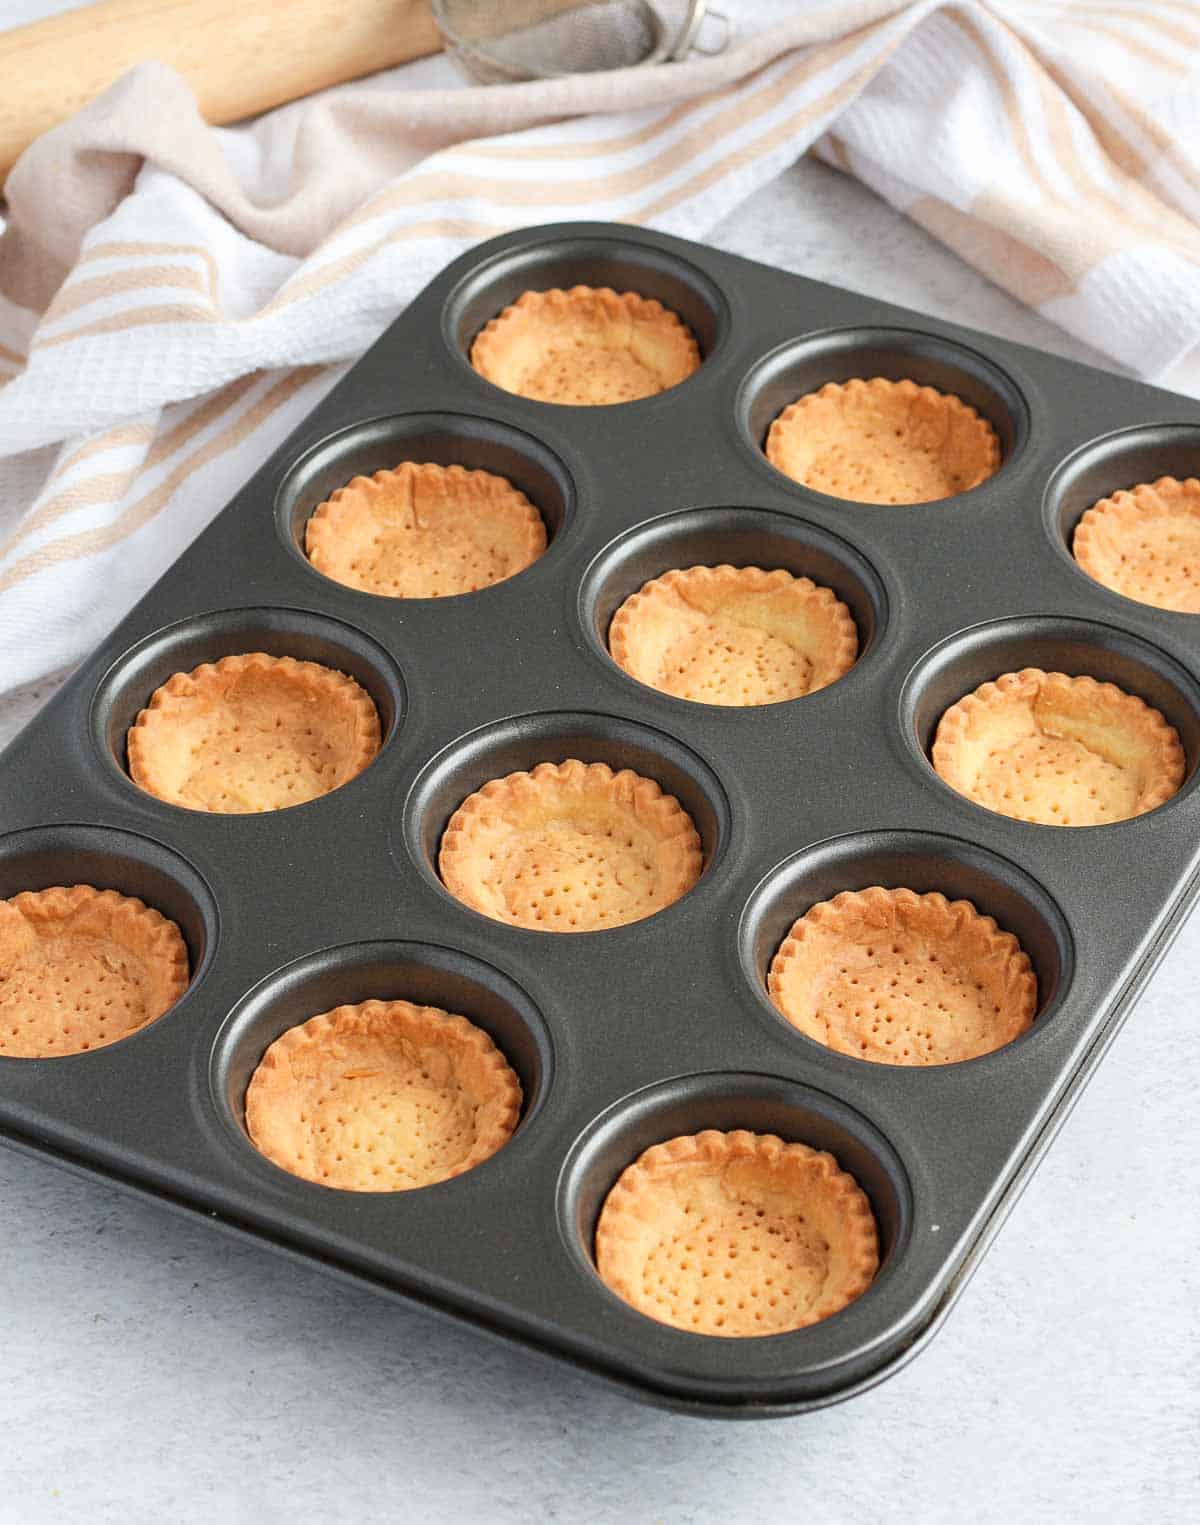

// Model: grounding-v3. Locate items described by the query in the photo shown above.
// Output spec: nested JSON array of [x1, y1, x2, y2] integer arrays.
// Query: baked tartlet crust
[[1073, 476, 1200, 613], [128, 652, 381, 813], [932, 667, 1184, 826], [0, 885, 189, 1059], [305, 461, 547, 599], [595, 1128, 879, 1337], [245, 998, 522, 1192], [469, 286, 701, 406], [765, 377, 1000, 504], [768, 887, 1037, 1066], [439, 759, 702, 932], [608, 564, 858, 706]]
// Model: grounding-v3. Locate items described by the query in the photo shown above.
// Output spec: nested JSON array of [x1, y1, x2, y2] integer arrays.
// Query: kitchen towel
[[1, 0, 1198, 694]]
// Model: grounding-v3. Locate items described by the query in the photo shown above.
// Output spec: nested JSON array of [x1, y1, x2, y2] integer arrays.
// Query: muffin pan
[[3, 223, 1200, 1416]]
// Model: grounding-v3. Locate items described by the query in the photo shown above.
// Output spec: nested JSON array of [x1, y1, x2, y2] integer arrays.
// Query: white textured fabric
[[1, 0, 1199, 692]]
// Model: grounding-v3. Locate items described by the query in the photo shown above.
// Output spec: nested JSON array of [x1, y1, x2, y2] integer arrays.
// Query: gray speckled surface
[[2, 158, 1198, 1524]]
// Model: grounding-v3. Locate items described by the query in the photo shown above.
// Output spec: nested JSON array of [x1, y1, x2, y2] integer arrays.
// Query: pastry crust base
[[305, 462, 547, 598], [469, 286, 701, 405], [595, 1129, 879, 1337], [609, 564, 858, 706], [128, 653, 381, 813], [768, 887, 1037, 1066], [439, 759, 702, 932], [0, 885, 189, 1058], [766, 377, 1000, 504], [1073, 476, 1200, 613], [245, 999, 521, 1192], [932, 667, 1185, 826]]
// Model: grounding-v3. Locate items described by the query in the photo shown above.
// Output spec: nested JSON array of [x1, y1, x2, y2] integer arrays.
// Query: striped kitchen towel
[[1, 0, 1199, 694]]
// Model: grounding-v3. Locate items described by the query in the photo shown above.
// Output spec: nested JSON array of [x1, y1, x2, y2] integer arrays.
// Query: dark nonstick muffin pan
[[3, 222, 1199, 1416]]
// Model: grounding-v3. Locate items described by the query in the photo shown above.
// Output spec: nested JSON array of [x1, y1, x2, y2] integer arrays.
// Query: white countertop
[[1, 70, 1198, 1525]]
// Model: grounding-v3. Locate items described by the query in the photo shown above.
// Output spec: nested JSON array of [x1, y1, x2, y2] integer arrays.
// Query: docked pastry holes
[[245, 999, 521, 1192], [127, 653, 381, 813], [0, 885, 189, 1058], [470, 286, 701, 406], [595, 1129, 879, 1336], [1073, 476, 1200, 613], [439, 759, 702, 932], [768, 888, 1037, 1066], [608, 564, 858, 706], [766, 378, 1000, 504], [305, 461, 547, 598], [932, 668, 1184, 826]]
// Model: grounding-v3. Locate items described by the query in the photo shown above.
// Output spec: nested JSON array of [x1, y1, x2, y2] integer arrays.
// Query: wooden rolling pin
[[0, 0, 443, 180]]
